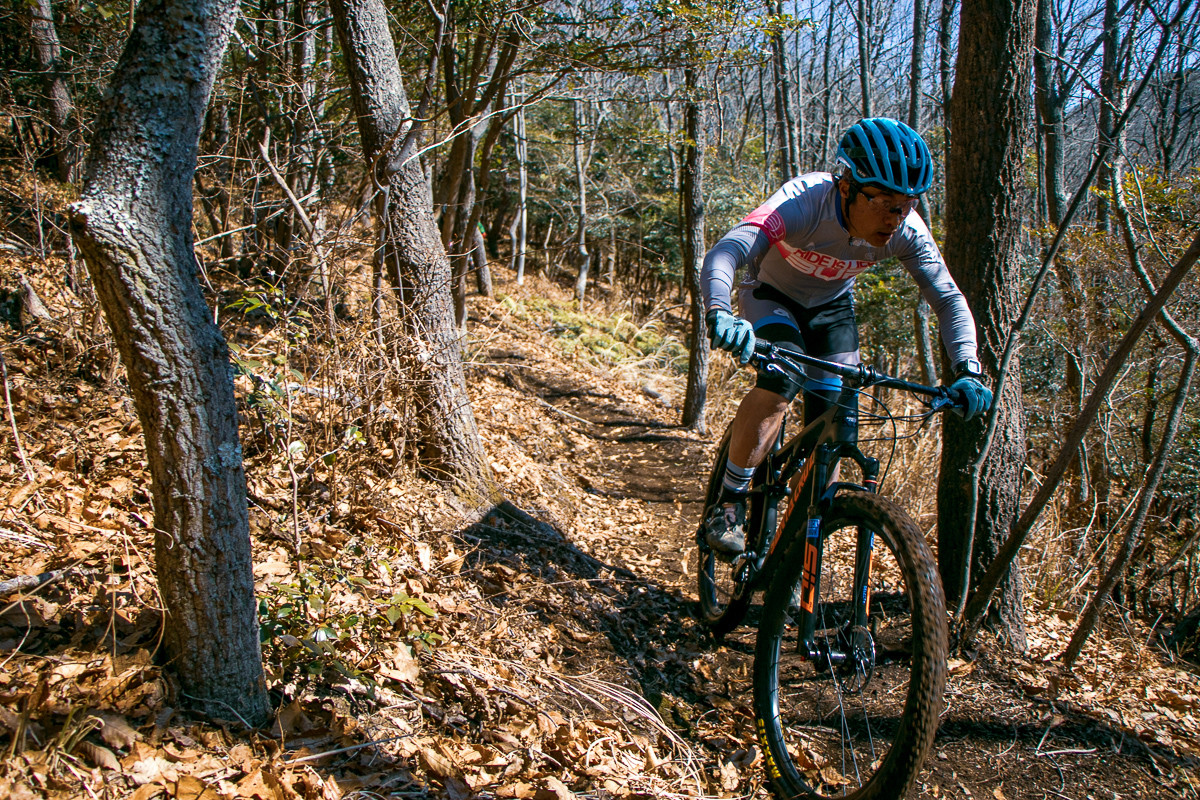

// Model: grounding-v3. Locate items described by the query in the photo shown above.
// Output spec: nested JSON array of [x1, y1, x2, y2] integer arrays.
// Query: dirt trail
[[468, 297, 1198, 800], [2, 257, 1194, 799], [0, 268, 1194, 799]]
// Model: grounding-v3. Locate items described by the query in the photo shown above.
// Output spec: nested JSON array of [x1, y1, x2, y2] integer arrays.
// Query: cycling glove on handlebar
[[950, 376, 993, 421], [706, 309, 756, 365]]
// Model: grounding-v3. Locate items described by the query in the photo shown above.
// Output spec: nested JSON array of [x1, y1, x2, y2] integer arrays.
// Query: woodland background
[[0, 0, 1199, 796]]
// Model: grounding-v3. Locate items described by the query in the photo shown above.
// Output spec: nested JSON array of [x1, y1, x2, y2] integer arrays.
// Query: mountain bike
[[696, 340, 962, 799]]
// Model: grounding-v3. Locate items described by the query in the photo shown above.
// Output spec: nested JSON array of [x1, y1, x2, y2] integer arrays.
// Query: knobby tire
[[753, 491, 947, 800]]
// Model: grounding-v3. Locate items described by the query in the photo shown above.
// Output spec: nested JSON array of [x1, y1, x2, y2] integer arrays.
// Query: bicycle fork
[[793, 446, 882, 675]]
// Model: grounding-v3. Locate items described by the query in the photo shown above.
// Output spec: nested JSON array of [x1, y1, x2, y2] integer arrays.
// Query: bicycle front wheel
[[753, 491, 947, 800]]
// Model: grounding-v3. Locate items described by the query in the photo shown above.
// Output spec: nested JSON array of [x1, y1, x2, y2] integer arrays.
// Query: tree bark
[[1033, 0, 1067, 226], [472, 225, 492, 296], [908, 0, 936, 385], [510, 83, 529, 284], [937, 0, 1035, 651], [681, 66, 709, 433], [819, 1, 836, 166], [461, 94, 512, 304], [573, 97, 591, 303], [854, 0, 873, 116], [771, 0, 799, 182], [68, 0, 269, 724], [329, 0, 494, 498], [448, 127, 479, 329], [937, 0, 956, 167], [908, 0, 927, 129], [913, 299, 937, 385], [1095, 0, 1119, 231], [29, 0, 77, 182]]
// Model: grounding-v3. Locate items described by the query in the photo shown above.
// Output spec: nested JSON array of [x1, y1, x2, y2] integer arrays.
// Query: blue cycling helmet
[[836, 118, 933, 195]]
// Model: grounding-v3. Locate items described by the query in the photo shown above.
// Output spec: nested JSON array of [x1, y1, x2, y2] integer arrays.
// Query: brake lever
[[929, 386, 966, 415], [929, 395, 955, 413]]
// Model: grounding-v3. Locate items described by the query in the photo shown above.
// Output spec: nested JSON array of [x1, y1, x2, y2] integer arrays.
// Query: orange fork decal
[[800, 540, 819, 612], [858, 529, 876, 615], [799, 517, 821, 613], [770, 456, 816, 558], [863, 547, 873, 613]]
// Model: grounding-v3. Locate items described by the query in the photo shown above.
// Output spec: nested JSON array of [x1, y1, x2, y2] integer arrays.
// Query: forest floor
[[0, 251, 1198, 800]]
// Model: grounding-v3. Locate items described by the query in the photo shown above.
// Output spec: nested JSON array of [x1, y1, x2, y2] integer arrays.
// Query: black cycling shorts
[[737, 281, 860, 405]]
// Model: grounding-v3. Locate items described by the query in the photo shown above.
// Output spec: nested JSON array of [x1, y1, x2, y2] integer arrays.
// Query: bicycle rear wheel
[[753, 491, 947, 800], [696, 429, 752, 636]]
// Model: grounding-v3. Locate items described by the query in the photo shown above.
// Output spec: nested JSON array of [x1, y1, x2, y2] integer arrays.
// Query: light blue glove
[[706, 309, 755, 365], [950, 375, 993, 421]]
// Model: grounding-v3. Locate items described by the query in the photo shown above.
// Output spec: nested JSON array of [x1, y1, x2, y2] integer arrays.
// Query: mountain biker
[[701, 117, 992, 560]]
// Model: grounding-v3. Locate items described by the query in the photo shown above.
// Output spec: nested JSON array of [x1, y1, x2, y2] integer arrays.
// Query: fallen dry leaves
[[0, 221, 1196, 800]]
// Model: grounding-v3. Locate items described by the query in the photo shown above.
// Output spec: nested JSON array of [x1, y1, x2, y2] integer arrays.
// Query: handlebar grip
[[942, 385, 969, 415]]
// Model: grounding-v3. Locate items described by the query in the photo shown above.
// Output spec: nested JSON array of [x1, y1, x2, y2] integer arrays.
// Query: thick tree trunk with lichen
[[937, 0, 1034, 651], [329, 0, 493, 498], [68, 0, 269, 724]]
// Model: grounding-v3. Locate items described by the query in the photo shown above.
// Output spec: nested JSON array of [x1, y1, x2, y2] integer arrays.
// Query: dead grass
[[0, 198, 1195, 798]]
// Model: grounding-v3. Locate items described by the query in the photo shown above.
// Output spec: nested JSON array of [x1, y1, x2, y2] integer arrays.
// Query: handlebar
[[750, 339, 966, 414]]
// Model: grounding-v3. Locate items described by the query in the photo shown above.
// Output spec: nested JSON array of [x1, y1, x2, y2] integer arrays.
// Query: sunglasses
[[860, 188, 920, 215]]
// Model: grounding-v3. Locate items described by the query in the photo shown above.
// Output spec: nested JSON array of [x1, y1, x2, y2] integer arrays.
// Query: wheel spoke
[[754, 492, 947, 799]]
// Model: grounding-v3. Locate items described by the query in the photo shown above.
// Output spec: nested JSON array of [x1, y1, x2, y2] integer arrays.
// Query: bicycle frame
[[736, 341, 952, 663], [740, 386, 877, 663]]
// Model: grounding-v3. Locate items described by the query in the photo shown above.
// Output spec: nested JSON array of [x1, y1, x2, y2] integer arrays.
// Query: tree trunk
[[908, 0, 936, 384], [855, 0, 873, 116], [463, 95, 512, 303], [198, 104, 236, 264], [1064, 344, 1196, 667], [573, 97, 591, 303], [289, 0, 332, 313], [426, 18, 520, 302], [472, 226, 492, 296], [937, 0, 1035, 651], [681, 66, 709, 433], [29, 0, 77, 182], [908, 0, 927, 128], [1151, 33, 1189, 176], [449, 128, 479, 329], [510, 83, 529, 284], [1034, 0, 1088, 506], [819, 1, 836, 166], [68, 0, 269, 724], [1033, 0, 1067, 226], [1095, 0, 1118, 231], [937, 0, 956, 167], [771, 0, 799, 182], [913, 299, 937, 385], [329, 0, 494, 498]]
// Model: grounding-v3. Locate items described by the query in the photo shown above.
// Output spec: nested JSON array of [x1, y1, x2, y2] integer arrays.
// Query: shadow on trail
[[454, 500, 710, 710], [936, 656, 1200, 777]]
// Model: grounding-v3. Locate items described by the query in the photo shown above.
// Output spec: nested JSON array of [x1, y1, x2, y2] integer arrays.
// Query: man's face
[[839, 179, 920, 247]]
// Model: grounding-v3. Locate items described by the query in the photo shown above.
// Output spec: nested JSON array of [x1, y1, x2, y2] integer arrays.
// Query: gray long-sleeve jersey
[[701, 172, 979, 367]]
